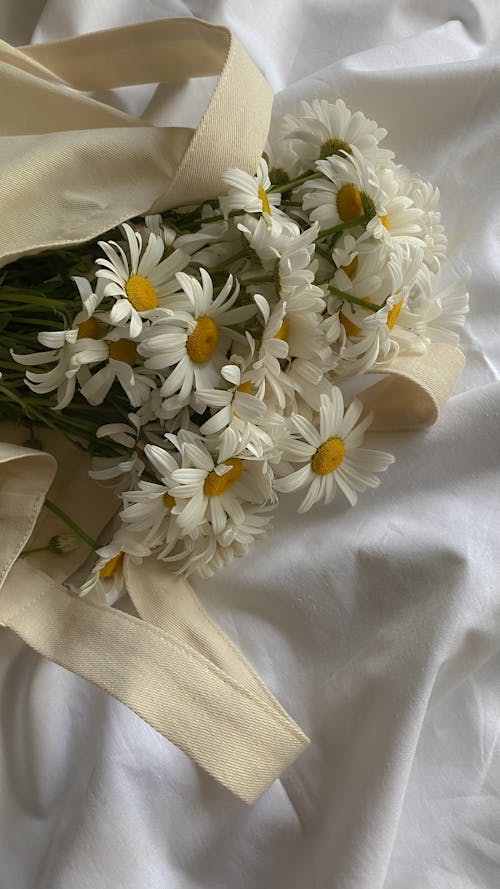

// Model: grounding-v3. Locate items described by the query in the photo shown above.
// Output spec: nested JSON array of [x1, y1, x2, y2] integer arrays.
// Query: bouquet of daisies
[[0, 98, 469, 595]]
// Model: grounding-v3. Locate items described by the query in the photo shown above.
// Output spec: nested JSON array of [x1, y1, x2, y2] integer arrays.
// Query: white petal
[[209, 496, 227, 535], [183, 442, 214, 472], [274, 464, 312, 493], [337, 397, 364, 439], [221, 364, 241, 386], [171, 468, 207, 484], [298, 476, 324, 513], [334, 469, 358, 506], [291, 413, 321, 448], [110, 300, 131, 324]]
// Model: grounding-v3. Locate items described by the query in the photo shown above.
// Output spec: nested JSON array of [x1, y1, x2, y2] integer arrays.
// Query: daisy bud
[[49, 534, 79, 554]]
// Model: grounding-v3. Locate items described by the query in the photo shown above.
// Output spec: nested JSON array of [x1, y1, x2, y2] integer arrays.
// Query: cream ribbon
[[0, 18, 465, 802], [0, 439, 308, 804], [0, 18, 273, 265], [364, 343, 465, 430]]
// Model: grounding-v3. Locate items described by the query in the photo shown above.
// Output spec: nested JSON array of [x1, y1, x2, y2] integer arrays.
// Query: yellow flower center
[[203, 458, 243, 497], [258, 185, 271, 216], [336, 184, 363, 222], [108, 339, 138, 366], [380, 214, 390, 230], [320, 137, 352, 159], [77, 317, 100, 339], [237, 380, 253, 395], [125, 275, 158, 311], [386, 299, 403, 330], [341, 255, 359, 280], [186, 316, 219, 363], [163, 493, 176, 509], [99, 551, 124, 579], [311, 437, 345, 475], [274, 317, 288, 342]]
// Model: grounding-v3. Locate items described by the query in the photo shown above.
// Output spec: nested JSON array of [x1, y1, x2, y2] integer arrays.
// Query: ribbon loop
[[0, 18, 273, 265], [363, 343, 465, 431]]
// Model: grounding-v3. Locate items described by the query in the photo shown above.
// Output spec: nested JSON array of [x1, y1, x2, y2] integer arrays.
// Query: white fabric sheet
[[1, 2, 499, 887]]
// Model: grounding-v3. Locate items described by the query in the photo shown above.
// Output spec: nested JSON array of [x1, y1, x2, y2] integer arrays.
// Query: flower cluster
[[5, 97, 468, 594]]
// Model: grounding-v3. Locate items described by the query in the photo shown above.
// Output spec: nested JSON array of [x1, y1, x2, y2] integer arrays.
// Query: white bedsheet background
[[1, 2, 499, 887]]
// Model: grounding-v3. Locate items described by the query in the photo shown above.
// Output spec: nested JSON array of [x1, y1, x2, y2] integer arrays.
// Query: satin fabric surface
[[0, 2, 499, 888]]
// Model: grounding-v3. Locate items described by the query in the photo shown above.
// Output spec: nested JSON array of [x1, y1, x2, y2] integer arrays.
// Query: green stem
[[329, 286, 380, 314], [268, 171, 323, 194], [315, 243, 334, 263], [44, 498, 99, 550], [319, 215, 370, 239], [0, 359, 30, 372], [176, 208, 243, 229], [0, 291, 74, 310], [0, 310, 71, 328]]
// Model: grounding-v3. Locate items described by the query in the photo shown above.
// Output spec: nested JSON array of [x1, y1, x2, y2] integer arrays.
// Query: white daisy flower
[[330, 243, 424, 375], [407, 177, 448, 273], [139, 269, 255, 404], [420, 270, 470, 344], [251, 287, 329, 413], [196, 338, 266, 436], [237, 212, 300, 262], [274, 387, 394, 510], [219, 158, 293, 232], [172, 504, 276, 579], [78, 538, 148, 605], [249, 296, 292, 410], [392, 266, 470, 351], [262, 139, 303, 183], [367, 166, 424, 245], [168, 437, 274, 537], [78, 331, 157, 408], [238, 216, 321, 300], [120, 446, 182, 556], [303, 146, 386, 232], [11, 315, 108, 410], [332, 241, 421, 344], [331, 238, 389, 337], [281, 98, 393, 169], [78, 544, 127, 605], [144, 214, 177, 247], [95, 223, 190, 338], [279, 290, 327, 359]]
